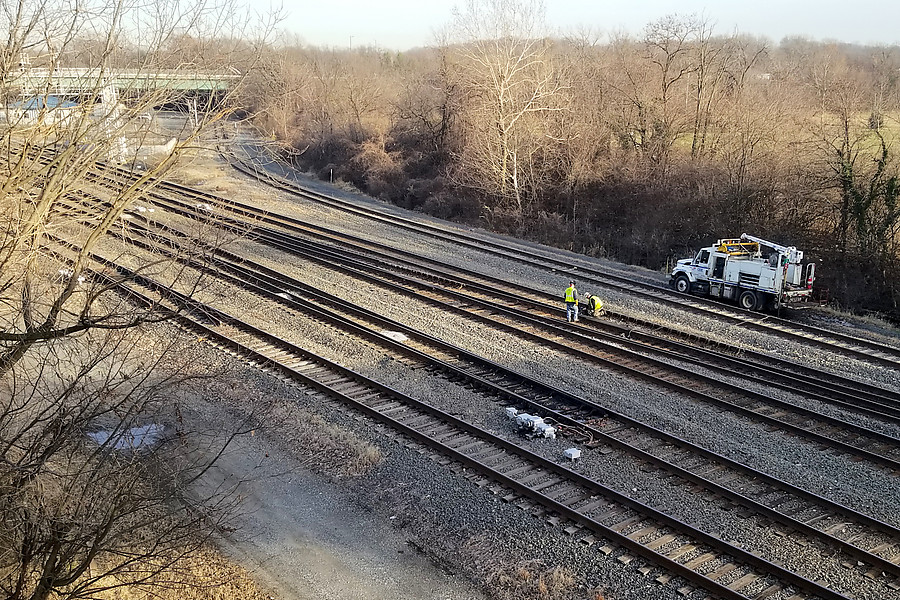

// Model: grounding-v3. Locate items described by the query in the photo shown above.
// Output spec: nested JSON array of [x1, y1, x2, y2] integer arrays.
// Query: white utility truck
[[669, 233, 815, 311]]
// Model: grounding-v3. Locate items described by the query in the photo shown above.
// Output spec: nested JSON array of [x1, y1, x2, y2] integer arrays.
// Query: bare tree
[[867, 45, 900, 129], [391, 49, 459, 158], [0, 0, 274, 373], [556, 33, 613, 173], [0, 326, 247, 600], [447, 0, 567, 218], [232, 12, 900, 316], [638, 14, 697, 171], [687, 19, 735, 159], [0, 0, 278, 596], [706, 35, 783, 230], [794, 43, 900, 309], [240, 43, 313, 142]]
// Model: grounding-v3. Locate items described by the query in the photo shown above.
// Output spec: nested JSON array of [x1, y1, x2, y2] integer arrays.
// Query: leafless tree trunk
[[0, 0, 278, 596], [447, 0, 567, 218], [640, 15, 696, 173], [392, 49, 459, 157], [688, 19, 734, 160]]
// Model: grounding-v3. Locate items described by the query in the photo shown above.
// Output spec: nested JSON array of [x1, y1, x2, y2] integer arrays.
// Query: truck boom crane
[[739, 233, 803, 263]]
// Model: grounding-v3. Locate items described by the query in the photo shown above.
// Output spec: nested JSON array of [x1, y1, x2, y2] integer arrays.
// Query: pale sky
[[281, 0, 900, 50]]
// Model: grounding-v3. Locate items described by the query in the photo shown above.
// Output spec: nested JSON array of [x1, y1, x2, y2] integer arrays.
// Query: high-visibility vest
[[590, 296, 603, 311], [565, 286, 577, 303]]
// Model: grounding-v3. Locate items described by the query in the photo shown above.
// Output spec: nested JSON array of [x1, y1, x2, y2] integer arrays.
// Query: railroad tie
[[725, 572, 759, 592], [703, 561, 738, 580], [645, 533, 677, 551], [683, 551, 717, 569], [754, 583, 784, 599], [664, 543, 698, 561]]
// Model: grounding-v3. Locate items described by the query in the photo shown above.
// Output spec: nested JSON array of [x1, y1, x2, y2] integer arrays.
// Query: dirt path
[[197, 423, 485, 600]]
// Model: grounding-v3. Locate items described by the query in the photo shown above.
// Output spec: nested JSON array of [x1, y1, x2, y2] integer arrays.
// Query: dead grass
[[169, 154, 281, 206], [273, 407, 384, 476], [485, 559, 579, 600], [801, 304, 900, 340], [169, 154, 233, 189], [7, 543, 271, 600], [96, 545, 271, 600], [456, 533, 609, 600], [195, 371, 383, 478]]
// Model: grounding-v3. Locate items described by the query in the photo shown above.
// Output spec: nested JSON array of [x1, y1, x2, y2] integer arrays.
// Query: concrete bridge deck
[[8, 67, 241, 94]]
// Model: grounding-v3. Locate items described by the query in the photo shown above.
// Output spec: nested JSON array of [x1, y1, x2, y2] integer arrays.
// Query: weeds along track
[[56, 192, 900, 596], [92, 187, 900, 477], [75, 247, 875, 600], [216, 154, 900, 368]]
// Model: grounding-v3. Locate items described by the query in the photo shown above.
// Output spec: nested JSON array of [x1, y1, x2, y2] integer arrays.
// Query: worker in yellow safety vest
[[583, 292, 604, 317], [564, 280, 579, 322]]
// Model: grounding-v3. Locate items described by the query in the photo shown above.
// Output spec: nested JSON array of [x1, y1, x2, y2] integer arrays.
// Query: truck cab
[[672, 248, 714, 294]]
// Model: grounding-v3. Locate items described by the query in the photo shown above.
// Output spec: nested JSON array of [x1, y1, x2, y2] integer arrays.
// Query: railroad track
[[168, 199, 900, 419], [80, 174, 900, 427], [106, 189, 900, 476], [89, 256, 871, 600], [39, 154, 900, 599], [217, 151, 900, 368], [231, 218, 900, 424], [58, 199, 900, 593], [18, 145, 900, 369], [77, 159, 900, 384]]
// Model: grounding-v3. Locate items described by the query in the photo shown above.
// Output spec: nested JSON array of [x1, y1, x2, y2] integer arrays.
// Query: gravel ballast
[[158, 146, 900, 600]]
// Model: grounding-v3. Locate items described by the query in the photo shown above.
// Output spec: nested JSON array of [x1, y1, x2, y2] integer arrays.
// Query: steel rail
[[62, 184, 900, 474], [127, 186, 900, 421], [112, 215, 900, 579], [93, 188, 900, 474], [52, 192, 896, 596], [61, 199, 900, 583], [135, 172, 900, 414], [99, 261, 857, 600], [218, 155, 900, 368]]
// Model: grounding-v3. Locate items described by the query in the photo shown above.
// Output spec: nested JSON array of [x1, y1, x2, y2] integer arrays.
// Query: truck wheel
[[739, 290, 758, 311], [674, 275, 691, 294]]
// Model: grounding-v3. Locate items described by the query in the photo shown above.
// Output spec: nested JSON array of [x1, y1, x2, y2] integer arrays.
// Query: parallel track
[[36, 152, 900, 599], [218, 153, 900, 368], [95, 258, 864, 600], [101, 174, 900, 423], [115, 189, 900, 475], [57, 196, 900, 591]]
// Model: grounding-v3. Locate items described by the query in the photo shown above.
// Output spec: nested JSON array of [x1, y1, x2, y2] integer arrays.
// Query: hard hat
[[569, 279, 575, 285]]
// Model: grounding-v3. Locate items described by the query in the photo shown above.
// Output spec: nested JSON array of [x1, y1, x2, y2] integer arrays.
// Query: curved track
[[86, 254, 868, 600], [38, 152, 900, 600], [106, 187, 900, 475], [216, 152, 900, 368]]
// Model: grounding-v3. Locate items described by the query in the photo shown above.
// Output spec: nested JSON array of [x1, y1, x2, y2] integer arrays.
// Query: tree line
[[1, 1, 896, 597], [242, 2, 900, 320]]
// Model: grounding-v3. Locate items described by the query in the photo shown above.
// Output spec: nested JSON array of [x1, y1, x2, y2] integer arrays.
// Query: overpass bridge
[[6, 66, 241, 107]]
